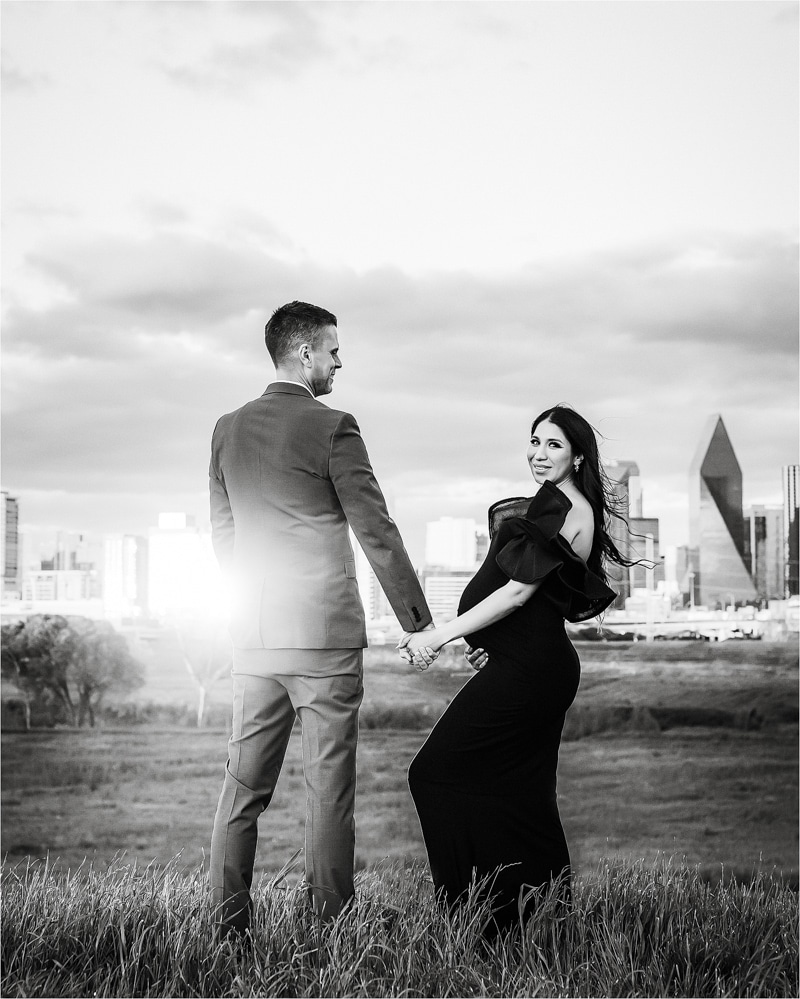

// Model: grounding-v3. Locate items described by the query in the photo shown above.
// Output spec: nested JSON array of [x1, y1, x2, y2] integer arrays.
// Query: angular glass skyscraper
[[689, 415, 756, 607]]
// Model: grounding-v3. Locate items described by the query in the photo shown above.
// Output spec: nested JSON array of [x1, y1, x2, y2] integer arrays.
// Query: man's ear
[[297, 342, 312, 366]]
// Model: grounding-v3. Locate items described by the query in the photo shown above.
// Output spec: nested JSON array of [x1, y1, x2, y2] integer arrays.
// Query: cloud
[[158, 2, 333, 92], [2, 227, 796, 551], [0, 58, 50, 92]]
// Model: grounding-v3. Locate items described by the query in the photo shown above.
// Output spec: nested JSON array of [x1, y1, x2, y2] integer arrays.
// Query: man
[[209, 301, 433, 934]]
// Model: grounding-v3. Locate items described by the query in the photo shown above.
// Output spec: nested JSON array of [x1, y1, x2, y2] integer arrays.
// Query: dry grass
[[3, 643, 797, 997], [2, 725, 796, 883], [1, 854, 795, 998]]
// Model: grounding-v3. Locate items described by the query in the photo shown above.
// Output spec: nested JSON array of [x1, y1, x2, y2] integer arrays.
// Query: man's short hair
[[265, 301, 337, 365]]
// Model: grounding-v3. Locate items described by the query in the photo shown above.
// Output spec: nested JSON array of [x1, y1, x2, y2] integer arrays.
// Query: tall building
[[604, 460, 642, 605], [783, 464, 799, 597], [422, 570, 474, 627], [628, 517, 664, 591], [422, 517, 483, 627], [103, 534, 149, 620], [147, 513, 217, 618], [672, 545, 700, 606], [425, 518, 478, 569], [744, 505, 784, 601], [1, 491, 20, 595], [689, 415, 756, 607]]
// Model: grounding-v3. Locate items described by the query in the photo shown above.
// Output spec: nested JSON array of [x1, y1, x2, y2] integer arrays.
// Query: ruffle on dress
[[490, 480, 616, 623]]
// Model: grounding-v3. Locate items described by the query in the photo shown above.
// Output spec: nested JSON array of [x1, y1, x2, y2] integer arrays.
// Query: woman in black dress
[[401, 405, 633, 936]]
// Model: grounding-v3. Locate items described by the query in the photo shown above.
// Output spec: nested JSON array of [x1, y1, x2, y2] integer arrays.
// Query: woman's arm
[[399, 578, 541, 660]]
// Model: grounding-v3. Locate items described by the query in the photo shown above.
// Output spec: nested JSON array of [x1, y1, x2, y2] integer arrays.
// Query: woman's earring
[[573, 460, 581, 473]]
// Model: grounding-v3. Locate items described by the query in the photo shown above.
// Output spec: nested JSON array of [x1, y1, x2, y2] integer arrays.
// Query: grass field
[[2, 856, 796, 998], [2, 642, 797, 998], [2, 725, 797, 883], [2, 642, 797, 882]]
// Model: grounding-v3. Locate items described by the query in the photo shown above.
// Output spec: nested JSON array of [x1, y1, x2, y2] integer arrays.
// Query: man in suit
[[209, 301, 433, 934]]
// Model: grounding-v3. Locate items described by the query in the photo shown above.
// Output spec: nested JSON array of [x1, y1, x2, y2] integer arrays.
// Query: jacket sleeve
[[329, 412, 432, 632], [209, 420, 235, 573]]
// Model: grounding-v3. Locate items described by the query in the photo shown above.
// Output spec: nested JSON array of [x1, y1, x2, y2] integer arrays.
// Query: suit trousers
[[210, 655, 363, 932]]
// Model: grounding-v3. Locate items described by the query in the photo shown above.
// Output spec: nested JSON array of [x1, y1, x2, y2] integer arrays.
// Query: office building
[[688, 415, 756, 607], [1, 491, 20, 595], [22, 569, 97, 602], [604, 460, 642, 605], [628, 517, 664, 591], [669, 545, 700, 606], [103, 534, 149, 620], [39, 530, 101, 573], [744, 504, 784, 601], [147, 513, 217, 618], [783, 465, 799, 597], [425, 517, 478, 569], [422, 570, 475, 627]]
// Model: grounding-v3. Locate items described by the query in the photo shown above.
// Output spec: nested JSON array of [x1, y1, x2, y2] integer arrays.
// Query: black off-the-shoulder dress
[[408, 480, 616, 935]]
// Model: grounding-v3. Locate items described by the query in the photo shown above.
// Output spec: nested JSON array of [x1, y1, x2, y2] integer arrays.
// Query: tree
[[2, 619, 36, 729], [174, 616, 231, 727], [0, 614, 145, 727], [60, 617, 146, 726], [2, 615, 70, 728]]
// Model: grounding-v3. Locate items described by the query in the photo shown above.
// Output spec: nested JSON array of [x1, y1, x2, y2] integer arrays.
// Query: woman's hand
[[398, 631, 443, 671], [464, 645, 488, 670]]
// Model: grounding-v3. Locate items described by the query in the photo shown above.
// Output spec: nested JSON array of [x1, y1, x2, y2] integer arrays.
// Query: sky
[[2, 0, 798, 567]]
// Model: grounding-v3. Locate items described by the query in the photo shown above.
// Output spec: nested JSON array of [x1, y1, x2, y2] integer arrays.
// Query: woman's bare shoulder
[[562, 492, 594, 557]]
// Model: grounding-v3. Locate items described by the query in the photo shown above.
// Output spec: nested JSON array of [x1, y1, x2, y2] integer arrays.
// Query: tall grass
[[1, 854, 796, 998]]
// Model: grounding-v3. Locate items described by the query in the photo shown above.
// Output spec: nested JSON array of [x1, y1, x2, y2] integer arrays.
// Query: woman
[[401, 405, 633, 936]]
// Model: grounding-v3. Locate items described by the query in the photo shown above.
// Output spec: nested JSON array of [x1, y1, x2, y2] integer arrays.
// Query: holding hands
[[397, 627, 442, 671], [397, 631, 490, 672]]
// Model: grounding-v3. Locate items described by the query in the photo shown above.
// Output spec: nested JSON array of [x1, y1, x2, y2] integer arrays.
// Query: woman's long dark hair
[[531, 405, 639, 583]]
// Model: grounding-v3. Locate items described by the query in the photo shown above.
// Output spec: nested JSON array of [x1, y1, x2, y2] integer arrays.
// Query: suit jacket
[[209, 383, 432, 649]]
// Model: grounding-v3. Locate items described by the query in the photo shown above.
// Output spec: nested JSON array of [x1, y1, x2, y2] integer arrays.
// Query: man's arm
[[209, 425, 235, 572], [329, 412, 432, 633]]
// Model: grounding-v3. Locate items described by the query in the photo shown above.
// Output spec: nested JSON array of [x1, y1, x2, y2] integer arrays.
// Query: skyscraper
[[103, 534, 149, 620], [1, 491, 20, 596], [689, 415, 756, 607], [147, 513, 216, 618], [744, 504, 784, 601], [782, 464, 799, 597], [604, 460, 642, 605], [425, 517, 478, 569], [628, 517, 664, 591]]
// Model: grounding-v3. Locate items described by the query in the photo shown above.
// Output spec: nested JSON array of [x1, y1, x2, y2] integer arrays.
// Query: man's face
[[307, 326, 341, 396]]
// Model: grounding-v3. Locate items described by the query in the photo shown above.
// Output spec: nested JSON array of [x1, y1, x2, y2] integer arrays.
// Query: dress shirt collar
[[268, 379, 314, 397]]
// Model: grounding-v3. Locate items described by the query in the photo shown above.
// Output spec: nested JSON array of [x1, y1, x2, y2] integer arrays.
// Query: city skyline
[[2, 2, 797, 566], [3, 460, 797, 640], [4, 443, 794, 573]]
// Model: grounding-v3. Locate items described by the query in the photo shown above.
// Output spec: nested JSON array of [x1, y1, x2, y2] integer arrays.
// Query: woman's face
[[527, 418, 578, 486]]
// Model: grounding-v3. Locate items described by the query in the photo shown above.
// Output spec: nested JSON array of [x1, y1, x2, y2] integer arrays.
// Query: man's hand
[[464, 645, 488, 670], [398, 623, 439, 671]]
